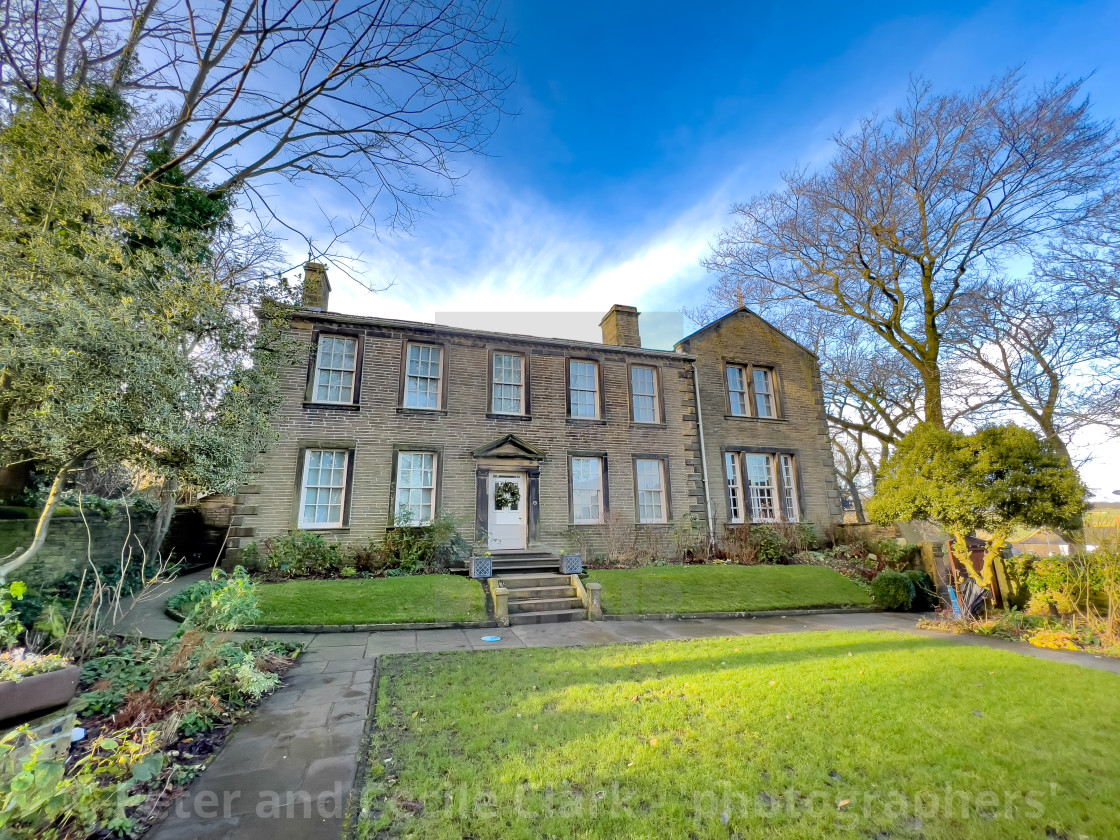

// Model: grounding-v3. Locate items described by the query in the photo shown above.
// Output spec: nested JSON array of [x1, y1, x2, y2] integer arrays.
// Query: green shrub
[[166, 579, 218, 617], [354, 512, 467, 575], [0, 582, 27, 650], [0, 726, 164, 839], [181, 567, 261, 631], [870, 570, 915, 611], [0, 505, 37, 520], [251, 531, 346, 580], [750, 525, 789, 564], [1026, 553, 1103, 614], [871, 539, 918, 570], [794, 523, 821, 552], [903, 569, 937, 611], [1002, 553, 1038, 610]]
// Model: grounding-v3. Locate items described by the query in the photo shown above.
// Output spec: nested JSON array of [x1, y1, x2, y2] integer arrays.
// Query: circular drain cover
[[480, 635, 503, 643]]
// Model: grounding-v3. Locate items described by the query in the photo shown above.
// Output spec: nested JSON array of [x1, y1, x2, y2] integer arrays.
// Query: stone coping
[[239, 619, 499, 633], [602, 606, 883, 621], [166, 598, 498, 633]]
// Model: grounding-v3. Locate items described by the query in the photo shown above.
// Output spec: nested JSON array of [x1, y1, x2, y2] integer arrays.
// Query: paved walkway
[[112, 568, 212, 639], [148, 632, 362, 840]]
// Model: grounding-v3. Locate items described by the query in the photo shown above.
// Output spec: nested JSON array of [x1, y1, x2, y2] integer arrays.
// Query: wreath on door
[[494, 481, 520, 510]]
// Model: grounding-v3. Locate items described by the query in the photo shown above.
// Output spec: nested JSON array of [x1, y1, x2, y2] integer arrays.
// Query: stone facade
[[227, 275, 842, 563], [675, 309, 844, 533]]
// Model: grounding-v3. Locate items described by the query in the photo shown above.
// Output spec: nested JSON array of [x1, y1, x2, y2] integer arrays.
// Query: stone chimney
[[301, 261, 331, 311], [599, 304, 641, 348]]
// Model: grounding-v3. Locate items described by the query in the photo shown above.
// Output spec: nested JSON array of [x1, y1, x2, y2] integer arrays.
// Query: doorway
[[487, 472, 527, 550]]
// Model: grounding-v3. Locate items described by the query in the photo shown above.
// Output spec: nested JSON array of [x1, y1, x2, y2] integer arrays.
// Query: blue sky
[[296, 0, 1120, 498]]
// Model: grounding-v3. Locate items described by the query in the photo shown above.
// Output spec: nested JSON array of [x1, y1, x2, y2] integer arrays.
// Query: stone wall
[[229, 313, 701, 561], [0, 507, 226, 589], [676, 309, 843, 530]]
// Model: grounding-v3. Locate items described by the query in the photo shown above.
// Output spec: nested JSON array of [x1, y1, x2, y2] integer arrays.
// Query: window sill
[[566, 417, 607, 426], [297, 525, 350, 532], [636, 521, 669, 527], [487, 412, 532, 421], [629, 421, 667, 430], [571, 521, 604, 527], [723, 414, 786, 422], [396, 407, 448, 416], [303, 402, 360, 411]]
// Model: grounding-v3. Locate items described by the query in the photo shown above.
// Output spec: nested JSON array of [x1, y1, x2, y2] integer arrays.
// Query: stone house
[[226, 264, 842, 570]]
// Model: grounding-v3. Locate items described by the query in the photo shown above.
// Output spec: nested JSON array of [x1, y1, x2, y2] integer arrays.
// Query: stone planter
[[559, 553, 583, 574], [469, 555, 493, 579], [0, 666, 80, 726]]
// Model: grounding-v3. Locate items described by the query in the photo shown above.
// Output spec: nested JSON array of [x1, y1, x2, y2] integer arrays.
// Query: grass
[[358, 630, 1120, 839], [586, 564, 873, 615], [253, 575, 486, 625]]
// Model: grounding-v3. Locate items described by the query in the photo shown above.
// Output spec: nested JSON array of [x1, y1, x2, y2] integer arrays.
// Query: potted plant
[[0, 648, 80, 725], [0, 583, 80, 725]]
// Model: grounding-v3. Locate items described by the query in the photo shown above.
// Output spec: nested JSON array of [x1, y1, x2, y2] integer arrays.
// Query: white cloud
[[304, 166, 725, 348]]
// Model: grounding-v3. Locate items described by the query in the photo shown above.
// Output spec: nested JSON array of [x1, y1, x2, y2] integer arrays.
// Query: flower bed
[[1, 568, 303, 838], [919, 609, 1120, 656]]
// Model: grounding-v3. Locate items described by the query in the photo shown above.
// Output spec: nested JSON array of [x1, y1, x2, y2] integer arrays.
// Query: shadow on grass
[[391, 632, 960, 692]]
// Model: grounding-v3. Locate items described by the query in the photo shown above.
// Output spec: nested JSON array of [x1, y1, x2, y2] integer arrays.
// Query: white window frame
[[635, 458, 667, 524], [631, 365, 659, 424], [725, 452, 744, 524], [753, 367, 776, 418], [491, 352, 526, 415], [744, 454, 778, 523], [569, 360, 600, 419], [403, 342, 443, 410], [571, 456, 604, 524], [298, 449, 349, 529], [726, 365, 749, 416], [312, 335, 358, 404], [779, 454, 800, 521], [394, 451, 437, 525]]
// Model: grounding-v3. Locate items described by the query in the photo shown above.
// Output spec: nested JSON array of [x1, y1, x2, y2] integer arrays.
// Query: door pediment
[[471, 434, 546, 461]]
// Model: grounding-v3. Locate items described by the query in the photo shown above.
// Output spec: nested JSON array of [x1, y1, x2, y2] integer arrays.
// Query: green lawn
[[358, 631, 1120, 839], [254, 575, 486, 625], [586, 564, 872, 615]]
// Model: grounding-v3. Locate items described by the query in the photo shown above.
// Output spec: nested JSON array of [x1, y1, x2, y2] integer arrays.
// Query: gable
[[470, 434, 547, 460], [675, 307, 817, 359]]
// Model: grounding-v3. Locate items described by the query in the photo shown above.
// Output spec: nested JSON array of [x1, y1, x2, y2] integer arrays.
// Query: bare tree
[[947, 280, 1120, 462], [1041, 190, 1120, 326], [0, 0, 510, 236], [702, 72, 1118, 428]]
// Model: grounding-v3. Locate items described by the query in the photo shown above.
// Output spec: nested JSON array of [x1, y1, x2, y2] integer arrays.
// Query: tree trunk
[[843, 476, 867, 524], [144, 476, 179, 563], [922, 365, 945, 428], [0, 454, 84, 581]]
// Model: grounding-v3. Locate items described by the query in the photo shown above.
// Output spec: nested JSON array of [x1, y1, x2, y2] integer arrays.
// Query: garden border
[[601, 605, 883, 621], [165, 605, 497, 633]]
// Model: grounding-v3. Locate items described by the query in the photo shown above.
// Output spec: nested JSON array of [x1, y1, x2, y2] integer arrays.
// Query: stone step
[[491, 561, 561, 572], [503, 584, 578, 600], [497, 574, 571, 589], [508, 596, 585, 614], [508, 608, 587, 626]]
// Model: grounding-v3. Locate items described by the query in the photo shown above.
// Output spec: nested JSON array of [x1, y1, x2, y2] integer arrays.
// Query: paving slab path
[[146, 611, 1120, 840]]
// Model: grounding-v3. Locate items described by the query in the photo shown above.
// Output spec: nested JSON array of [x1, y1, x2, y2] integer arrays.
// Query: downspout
[[690, 361, 717, 552]]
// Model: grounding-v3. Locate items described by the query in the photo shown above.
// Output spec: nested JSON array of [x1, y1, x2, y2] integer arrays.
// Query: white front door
[[488, 472, 527, 550]]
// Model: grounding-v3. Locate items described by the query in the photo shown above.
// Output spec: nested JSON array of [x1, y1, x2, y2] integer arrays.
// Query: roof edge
[[289, 308, 695, 360], [674, 307, 819, 359]]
